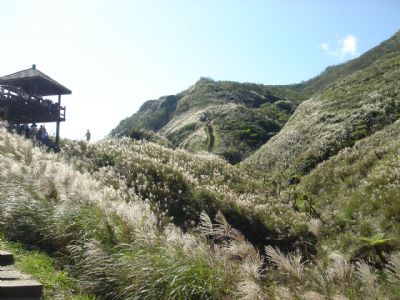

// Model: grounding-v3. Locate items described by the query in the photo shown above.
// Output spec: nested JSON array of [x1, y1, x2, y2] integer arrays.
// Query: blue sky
[[1, 0, 399, 140]]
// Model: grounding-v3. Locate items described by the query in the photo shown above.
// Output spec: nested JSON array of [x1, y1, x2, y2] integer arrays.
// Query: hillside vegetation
[[0, 129, 265, 299], [1, 128, 400, 299], [290, 30, 400, 97], [112, 31, 400, 167], [111, 78, 304, 163], [1, 31, 400, 299], [294, 120, 400, 259], [243, 51, 400, 180]]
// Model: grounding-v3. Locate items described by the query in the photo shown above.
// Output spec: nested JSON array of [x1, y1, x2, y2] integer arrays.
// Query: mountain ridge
[[243, 31, 400, 182], [111, 31, 400, 166], [111, 78, 304, 163], [1, 30, 400, 299]]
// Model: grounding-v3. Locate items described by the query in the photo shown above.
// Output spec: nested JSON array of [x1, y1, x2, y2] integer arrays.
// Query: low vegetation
[[110, 77, 304, 163], [243, 52, 400, 184], [1, 30, 400, 300], [1, 125, 400, 298], [0, 233, 94, 299]]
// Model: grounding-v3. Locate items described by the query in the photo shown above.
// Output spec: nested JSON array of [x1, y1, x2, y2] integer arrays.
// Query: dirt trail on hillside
[[206, 122, 214, 152]]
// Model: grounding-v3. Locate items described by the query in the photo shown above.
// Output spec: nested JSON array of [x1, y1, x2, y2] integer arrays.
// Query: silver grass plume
[[235, 279, 267, 300], [302, 291, 325, 300], [199, 210, 214, 236], [307, 218, 321, 238], [328, 251, 351, 283], [274, 286, 293, 300], [214, 210, 239, 240], [332, 295, 350, 300], [265, 245, 305, 281], [387, 251, 400, 284], [355, 261, 379, 299]]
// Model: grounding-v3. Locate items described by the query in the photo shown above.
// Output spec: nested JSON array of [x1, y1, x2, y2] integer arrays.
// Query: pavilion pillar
[[3, 105, 10, 121], [56, 94, 61, 144]]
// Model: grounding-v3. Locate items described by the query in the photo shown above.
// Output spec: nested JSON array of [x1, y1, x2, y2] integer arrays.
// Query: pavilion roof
[[0, 65, 72, 96]]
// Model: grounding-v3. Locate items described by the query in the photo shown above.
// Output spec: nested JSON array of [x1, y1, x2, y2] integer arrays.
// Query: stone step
[[0, 251, 14, 266], [0, 298, 41, 300], [0, 266, 14, 272], [0, 270, 30, 280], [0, 279, 43, 299]]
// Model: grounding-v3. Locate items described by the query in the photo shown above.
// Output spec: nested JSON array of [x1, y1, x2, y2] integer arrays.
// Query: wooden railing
[[0, 86, 65, 122]]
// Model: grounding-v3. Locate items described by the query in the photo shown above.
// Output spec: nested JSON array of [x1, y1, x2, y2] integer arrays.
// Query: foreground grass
[[1, 128, 400, 298], [0, 233, 95, 300], [0, 129, 248, 299]]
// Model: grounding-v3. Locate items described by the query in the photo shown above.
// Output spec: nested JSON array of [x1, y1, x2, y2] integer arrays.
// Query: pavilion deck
[[0, 87, 65, 124], [0, 64, 71, 144]]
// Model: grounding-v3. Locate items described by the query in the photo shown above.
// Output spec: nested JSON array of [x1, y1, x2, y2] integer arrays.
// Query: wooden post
[[56, 94, 61, 144], [3, 105, 10, 121]]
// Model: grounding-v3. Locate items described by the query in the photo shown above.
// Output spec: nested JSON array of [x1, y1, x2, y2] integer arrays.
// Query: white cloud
[[338, 34, 357, 58], [320, 34, 358, 60], [320, 43, 329, 51]]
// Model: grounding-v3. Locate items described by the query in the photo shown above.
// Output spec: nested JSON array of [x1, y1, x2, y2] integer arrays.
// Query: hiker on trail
[[85, 130, 91, 142], [30, 123, 37, 146]]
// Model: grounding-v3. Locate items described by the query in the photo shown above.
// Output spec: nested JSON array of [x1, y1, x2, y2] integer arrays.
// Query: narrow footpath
[[206, 122, 215, 152], [0, 250, 43, 300]]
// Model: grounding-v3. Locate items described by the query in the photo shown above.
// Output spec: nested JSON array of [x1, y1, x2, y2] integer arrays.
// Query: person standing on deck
[[24, 124, 30, 138], [30, 123, 37, 146], [85, 130, 91, 142], [39, 125, 48, 145]]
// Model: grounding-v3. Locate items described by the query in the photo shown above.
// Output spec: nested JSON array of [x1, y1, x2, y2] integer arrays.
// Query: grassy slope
[[273, 120, 400, 260], [243, 47, 400, 183], [290, 30, 400, 97], [110, 78, 304, 163], [0, 130, 256, 299], [1, 128, 400, 299], [63, 138, 308, 243], [2, 30, 400, 300], [110, 32, 400, 166], [0, 233, 95, 300]]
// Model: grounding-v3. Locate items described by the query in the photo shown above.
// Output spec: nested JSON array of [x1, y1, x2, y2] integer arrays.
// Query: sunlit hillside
[[110, 78, 304, 164], [0, 129, 266, 299], [2, 0, 400, 299], [1, 126, 400, 299], [243, 31, 400, 182], [1, 30, 400, 300]]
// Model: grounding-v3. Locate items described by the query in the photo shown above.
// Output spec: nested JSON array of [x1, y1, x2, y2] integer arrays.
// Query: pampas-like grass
[[328, 251, 352, 283], [265, 245, 305, 281], [356, 261, 379, 300], [302, 291, 325, 300], [214, 210, 239, 240], [387, 251, 400, 284], [236, 279, 267, 300], [307, 218, 321, 238], [199, 210, 214, 237], [2, 126, 400, 298]]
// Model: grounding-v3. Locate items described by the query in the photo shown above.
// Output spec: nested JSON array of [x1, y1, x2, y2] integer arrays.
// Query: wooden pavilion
[[0, 64, 71, 144]]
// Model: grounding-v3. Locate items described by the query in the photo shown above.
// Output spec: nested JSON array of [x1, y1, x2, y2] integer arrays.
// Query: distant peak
[[197, 77, 215, 83]]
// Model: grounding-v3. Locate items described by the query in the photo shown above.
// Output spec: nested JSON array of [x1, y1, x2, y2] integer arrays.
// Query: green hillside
[[111, 78, 304, 163], [290, 30, 400, 97], [112, 32, 400, 167], [1, 126, 400, 298], [1, 31, 400, 299], [294, 119, 400, 257], [243, 31, 400, 183]]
